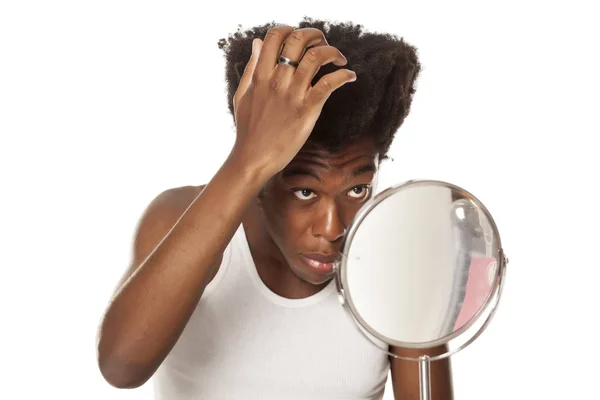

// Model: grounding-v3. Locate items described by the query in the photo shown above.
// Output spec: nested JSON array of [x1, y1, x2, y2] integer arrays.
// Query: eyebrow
[[281, 162, 376, 183], [281, 167, 323, 183], [351, 163, 377, 177]]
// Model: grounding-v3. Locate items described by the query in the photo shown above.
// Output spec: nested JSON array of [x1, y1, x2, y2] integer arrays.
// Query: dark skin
[[96, 24, 453, 398], [245, 137, 378, 296], [243, 136, 454, 399], [99, 137, 453, 397]]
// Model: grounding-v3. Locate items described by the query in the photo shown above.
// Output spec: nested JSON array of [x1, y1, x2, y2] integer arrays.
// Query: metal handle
[[419, 355, 431, 400]]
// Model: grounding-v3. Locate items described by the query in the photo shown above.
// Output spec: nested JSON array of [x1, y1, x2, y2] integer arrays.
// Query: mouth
[[299, 253, 339, 274]]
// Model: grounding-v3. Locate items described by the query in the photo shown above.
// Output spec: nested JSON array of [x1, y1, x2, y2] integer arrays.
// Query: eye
[[293, 189, 317, 201], [348, 185, 371, 199]]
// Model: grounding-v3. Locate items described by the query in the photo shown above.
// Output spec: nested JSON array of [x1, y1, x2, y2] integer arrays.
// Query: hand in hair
[[230, 25, 357, 180]]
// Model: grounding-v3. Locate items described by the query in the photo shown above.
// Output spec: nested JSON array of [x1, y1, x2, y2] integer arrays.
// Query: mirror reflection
[[342, 181, 500, 346]]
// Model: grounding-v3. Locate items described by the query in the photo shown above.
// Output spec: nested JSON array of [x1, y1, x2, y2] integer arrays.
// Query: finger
[[254, 25, 295, 78], [234, 38, 263, 109], [291, 46, 348, 92], [277, 28, 329, 72], [307, 69, 357, 107]]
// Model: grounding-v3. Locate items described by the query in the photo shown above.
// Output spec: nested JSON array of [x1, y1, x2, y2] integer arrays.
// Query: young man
[[97, 17, 454, 399]]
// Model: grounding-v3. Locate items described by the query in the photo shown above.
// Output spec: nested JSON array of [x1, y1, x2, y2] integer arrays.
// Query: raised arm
[[96, 23, 356, 389], [96, 155, 266, 388]]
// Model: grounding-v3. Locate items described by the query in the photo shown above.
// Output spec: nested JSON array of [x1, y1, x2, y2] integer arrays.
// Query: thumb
[[252, 38, 263, 56], [247, 38, 263, 75], [238, 39, 262, 91]]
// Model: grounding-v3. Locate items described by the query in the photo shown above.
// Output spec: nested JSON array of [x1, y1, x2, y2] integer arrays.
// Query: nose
[[312, 201, 347, 243]]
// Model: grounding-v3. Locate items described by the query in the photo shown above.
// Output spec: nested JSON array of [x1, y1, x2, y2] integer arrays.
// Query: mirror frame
[[333, 179, 508, 362]]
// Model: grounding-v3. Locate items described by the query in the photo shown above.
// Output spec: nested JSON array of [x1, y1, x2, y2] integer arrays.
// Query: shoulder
[[132, 184, 206, 261], [147, 184, 205, 213], [112, 185, 208, 293], [141, 184, 205, 225]]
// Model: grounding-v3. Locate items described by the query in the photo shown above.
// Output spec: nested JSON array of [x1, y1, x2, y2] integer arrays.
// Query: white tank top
[[152, 223, 391, 399]]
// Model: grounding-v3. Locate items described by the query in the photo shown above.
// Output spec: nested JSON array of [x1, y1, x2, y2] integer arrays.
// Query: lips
[[299, 253, 339, 274], [303, 253, 339, 263]]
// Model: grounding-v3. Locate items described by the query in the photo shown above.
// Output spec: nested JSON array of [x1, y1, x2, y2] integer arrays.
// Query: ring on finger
[[278, 55, 300, 68]]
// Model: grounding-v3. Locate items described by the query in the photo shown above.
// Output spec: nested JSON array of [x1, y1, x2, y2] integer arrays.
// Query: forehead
[[291, 136, 379, 168]]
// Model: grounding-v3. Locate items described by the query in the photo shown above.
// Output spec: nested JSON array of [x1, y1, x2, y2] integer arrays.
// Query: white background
[[1, 1, 599, 399]]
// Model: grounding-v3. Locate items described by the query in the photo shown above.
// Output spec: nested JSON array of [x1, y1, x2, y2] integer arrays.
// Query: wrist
[[223, 145, 274, 188]]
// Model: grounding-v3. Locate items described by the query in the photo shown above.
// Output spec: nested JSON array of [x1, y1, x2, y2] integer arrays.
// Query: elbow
[[97, 345, 153, 389], [96, 319, 158, 389], [99, 356, 150, 389]]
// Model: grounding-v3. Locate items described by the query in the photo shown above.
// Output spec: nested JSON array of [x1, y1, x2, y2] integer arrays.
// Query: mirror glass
[[340, 180, 501, 348]]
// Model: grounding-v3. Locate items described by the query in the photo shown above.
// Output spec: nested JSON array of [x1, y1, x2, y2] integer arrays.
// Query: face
[[258, 136, 380, 286]]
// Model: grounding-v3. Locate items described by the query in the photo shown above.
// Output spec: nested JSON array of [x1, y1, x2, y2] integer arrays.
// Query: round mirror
[[334, 180, 508, 400]]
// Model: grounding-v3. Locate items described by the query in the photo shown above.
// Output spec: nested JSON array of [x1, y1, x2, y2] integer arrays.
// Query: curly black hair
[[217, 16, 421, 160]]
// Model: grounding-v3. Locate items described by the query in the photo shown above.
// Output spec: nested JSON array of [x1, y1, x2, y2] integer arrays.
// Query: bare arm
[[97, 24, 356, 389], [389, 345, 454, 399], [96, 154, 266, 388]]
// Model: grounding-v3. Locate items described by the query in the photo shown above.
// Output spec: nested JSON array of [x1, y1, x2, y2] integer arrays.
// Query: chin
[[303, 273, 333, 286], [289, 260, 334, 286]]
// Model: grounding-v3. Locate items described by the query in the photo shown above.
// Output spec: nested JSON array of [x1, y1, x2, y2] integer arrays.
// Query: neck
[[243, 200, 329, 299]]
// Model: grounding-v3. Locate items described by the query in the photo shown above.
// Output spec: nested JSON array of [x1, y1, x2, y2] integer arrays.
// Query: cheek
[[346, 201, 367, 222], [260, 197, 308, 246], [260, 197, 290, 237]]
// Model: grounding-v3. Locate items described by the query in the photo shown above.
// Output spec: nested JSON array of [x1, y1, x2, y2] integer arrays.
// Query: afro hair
[[217, 16, 421, 160]]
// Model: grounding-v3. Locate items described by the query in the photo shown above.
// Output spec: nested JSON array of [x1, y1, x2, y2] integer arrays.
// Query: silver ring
[[278, 55, 300, 67]]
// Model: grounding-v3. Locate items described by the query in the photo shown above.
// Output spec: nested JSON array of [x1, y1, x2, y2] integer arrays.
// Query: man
[[96, 17, 454, 399]]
